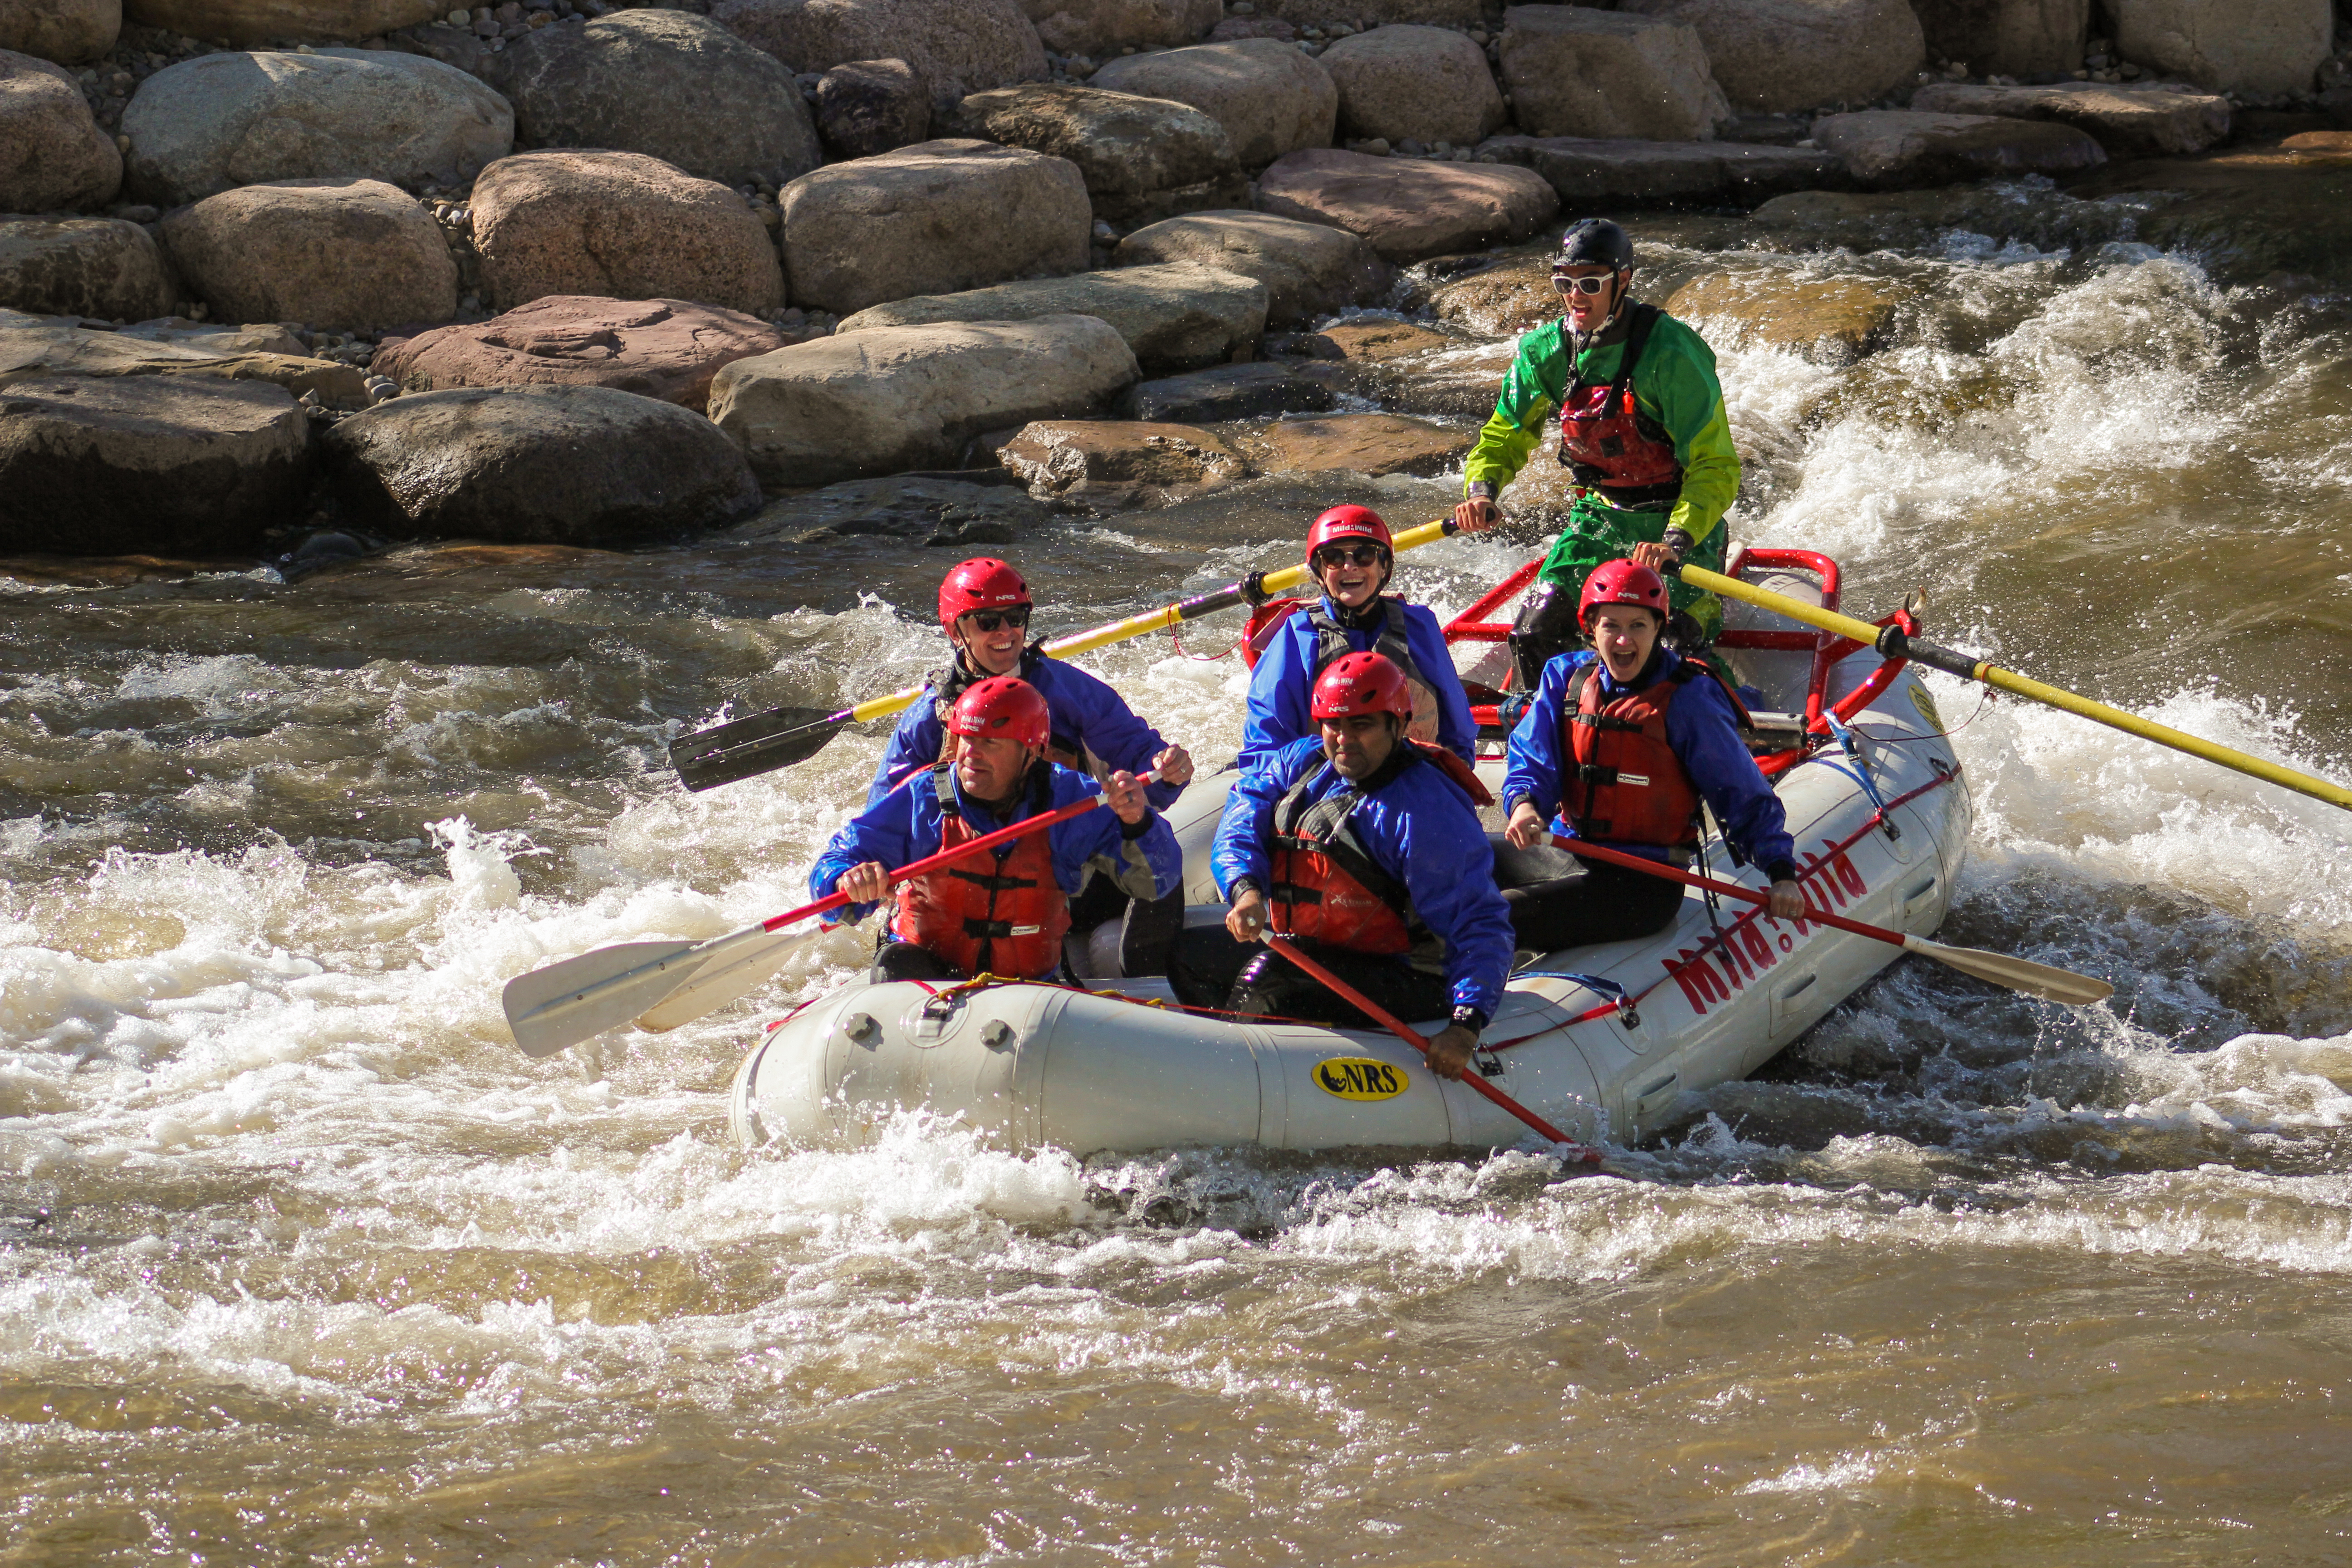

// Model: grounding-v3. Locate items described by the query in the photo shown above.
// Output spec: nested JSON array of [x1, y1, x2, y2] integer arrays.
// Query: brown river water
[[6, 183, 2352, 1564]]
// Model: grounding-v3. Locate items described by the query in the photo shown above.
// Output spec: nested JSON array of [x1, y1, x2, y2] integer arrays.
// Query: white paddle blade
[[633, 929, 802, 1033], [1902, 935, 2113, 1006], [503, 939, 707, 1058]]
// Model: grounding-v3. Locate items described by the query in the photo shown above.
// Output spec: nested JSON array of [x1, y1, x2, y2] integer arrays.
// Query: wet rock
[[1424, 255, 1555, 336], [472, 150, 783, 315], [1255, 148, 1558, 263], [160, 177, 456, 332], [1908, 80, 2230, 158], [712, 0, 1048, 115], [322, 383, 762, 545], [1259, 0, 1482, 20], [1664, 269, 1903, 363], [710, 314, 1137, 486], [0, 0, 118, 67], [2109, 0, 2331, 96], [812, 58, 929, 160], [1315, 334, 1511, 417], [120, 0, 446, 45], [1088, 38, 1336, 167], [947, 83, 1243, 228], [1909, 0, 2090, 81], [372, 296, 789, 412], [0, 217, 174, 321], [778, 140, 1088, 317], [2059, 156, 2352, 288], [1232, 411, 1470, 477], [1022, 0, 1220, 57], [122, 49, 512, 208], [835, 260, 1264, 372], [1321, 24, 1504, 151], [0, 375, 309, 555], [732, 474, 1052, 547], [1498, 7, 1727, 143], [1616, 0, 1926, 115], [999, 417, 1244, 504], [270, 525, 382, 580], [1814, 109, 2106, 188], [1318, 318, 1450, 360], [496, 10, 820, 189], [1, 49, 119, 212], [1478, 134, 1848, 208], [1112, 209, 1391, 328], [1206, 16, 1296, 41], [1117, 360, 1333, 421], [0, 315, 368, 404]]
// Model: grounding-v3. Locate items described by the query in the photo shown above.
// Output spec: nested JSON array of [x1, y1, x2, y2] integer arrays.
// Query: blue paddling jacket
[[1239, 596, 1477, 772]]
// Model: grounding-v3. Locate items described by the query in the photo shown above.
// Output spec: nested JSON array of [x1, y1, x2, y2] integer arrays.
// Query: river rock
[[1664, 269, 1902, 363], [1617, 0, 1925, 114], [471, 150, 783, 315], [1112, 209, 1391, 328], [1479, 134, 1847, 207], [947, 83, 1243, 227], [0, 217, 173, 320], [1088, 38, 1336, 168], [1022, 0, 1220, 56], [1908, 80, 2230, 158], [0, 316, 368, 403], [1252, 0, 1482, 20], [1909, 0, 2088, 79], [812, 58, 929, 159], [1498, 7, 1727, 143], [1117, 361, 1333, 421], [1318, 318, 1450, 361], [2110, 0, 2331, 96], [1319, 25, 1505, 150], [708, 314, 1137, 485], [1255, 149, 1559, 263], [120, 0, 446, 45], [0, 0, 118, 66], [999, 418, 1244, 504], [1813, 109, 2106, 188], [1, 49, 120, 212], [1231, 411, 1469, 477], [121, 49, 513, 209], [1424, 255, 1554, 335], [495, 11, 820, 189], [322, 384, 760, 545], [778, 139, 1088, 317], [373, 296, 789, 411], [0, 375, 308, 555], [712, 0, 1048, 114], [834, 261, 1264, 372], [731, 474, 1053, 547], [160, 177, 456, 332]]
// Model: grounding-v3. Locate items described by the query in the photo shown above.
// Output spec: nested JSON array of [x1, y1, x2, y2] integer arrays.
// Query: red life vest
[[1559, 657, 1744, 848], [891, 764, 1070, 979], [1557, 304, 1683, 505], [1263, 742, 1477, 960]]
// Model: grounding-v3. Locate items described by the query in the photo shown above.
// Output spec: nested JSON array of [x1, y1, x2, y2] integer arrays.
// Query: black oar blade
[[669, 706, 839, 792]]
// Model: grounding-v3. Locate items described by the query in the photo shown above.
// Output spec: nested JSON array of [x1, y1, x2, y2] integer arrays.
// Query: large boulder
[[0, 375, 308, 555], [2110, 0, 2331, 96], [373, 296, 790, 411], [1251, 0, 1482, 20], [1813, 109, 2106, 188], [1909, 80, 2230, 157], [1909, 0, 2089, 80], [999, 418, 1244, 504], [1256, 149, 1559, 263], [119, 0, 446, 46], [1479, 134, 1846, 207], [160, 177, 456, 331], [777, 139, 1088, 316], [1498, 8, 1727, 143], [121, 49, 513, 209], [1, 49, 120, 212], [947, 83, 1243, 227], [0, 315, 368, 404], [1088, 38, 1336, 168], [708, 314, 1137, 485], [731, 474, 1053, 548], [1022, 0, 1220, 56], [1618, 0, 1926, 114], [711, 0, 1048, 114], [1231, 411, 1469, 477], [1112, 208, 1392, 327], [812, 57, 929, 159], [1664, 268, 1904, 364], [834, 260, 1266, 372], [0, 217, 174, 320], [0, 0, 118, 66], [322, 384, 761, 544], [471, 150, 783, 315], [1319, 25, 1505, 150], [495, 11, 820, 189], [1117, 360, 1333, 421]]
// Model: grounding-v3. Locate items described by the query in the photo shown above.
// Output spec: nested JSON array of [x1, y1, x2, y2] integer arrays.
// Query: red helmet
[[938, 557, 1030, 628], [1310, 651, 1412, 722], [1579, 559, 1667, 627], [944, 676, 1051, 750], [1305, 504, 1392, 561]]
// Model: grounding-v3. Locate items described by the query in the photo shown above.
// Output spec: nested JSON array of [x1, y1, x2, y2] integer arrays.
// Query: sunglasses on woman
[[961, 607, 1031, 632], [1314, 543, 1386, 570], [1552, 272, 1614, 295]]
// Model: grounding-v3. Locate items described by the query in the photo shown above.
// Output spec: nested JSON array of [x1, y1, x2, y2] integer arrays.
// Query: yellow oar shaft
[[1677, 562, 2352, 813]]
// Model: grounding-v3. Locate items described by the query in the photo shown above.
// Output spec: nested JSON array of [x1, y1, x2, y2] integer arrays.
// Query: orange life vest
[[1557, 304, 1683, 504], [891, 764, 1070, 979], [1559, 658, 1741, 847], [1264, 742, 1482, 958]]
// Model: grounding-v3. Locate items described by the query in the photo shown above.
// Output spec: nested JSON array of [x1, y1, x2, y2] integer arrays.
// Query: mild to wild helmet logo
[[1314, 1057, 1408, 1101]]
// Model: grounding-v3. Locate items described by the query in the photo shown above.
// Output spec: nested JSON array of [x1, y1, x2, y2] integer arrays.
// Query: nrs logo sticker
[[1908, 682, 1942, 731], [1314, 1057, 1407, 1101]]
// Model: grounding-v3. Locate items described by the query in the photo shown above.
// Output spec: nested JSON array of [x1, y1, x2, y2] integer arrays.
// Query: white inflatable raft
[[728, 550, 1973, 1153]]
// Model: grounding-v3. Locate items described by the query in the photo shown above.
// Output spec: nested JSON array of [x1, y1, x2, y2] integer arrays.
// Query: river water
[[6, 188, 2352, 1563]]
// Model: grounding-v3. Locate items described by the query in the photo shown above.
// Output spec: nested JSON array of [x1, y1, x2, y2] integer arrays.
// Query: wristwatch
[[1466, 480, 1498, 501], [1450, 1004, 1490, 1034], [1660, 526, 1694, 559]]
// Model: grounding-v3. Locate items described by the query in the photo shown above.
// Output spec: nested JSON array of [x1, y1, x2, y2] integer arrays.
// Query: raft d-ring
[[980, 1019, 1016, 1051]]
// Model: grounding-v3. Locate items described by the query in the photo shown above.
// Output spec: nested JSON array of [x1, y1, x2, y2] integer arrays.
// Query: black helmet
[[1555, 217, 1634, 273]]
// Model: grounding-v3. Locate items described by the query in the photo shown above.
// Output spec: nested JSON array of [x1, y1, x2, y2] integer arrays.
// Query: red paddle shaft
[[1543, 834, 1906, 948], [1261, 935, 1601, 1161]]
